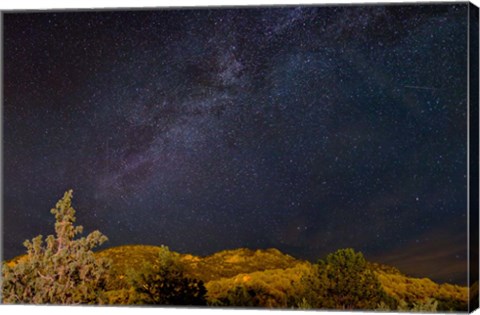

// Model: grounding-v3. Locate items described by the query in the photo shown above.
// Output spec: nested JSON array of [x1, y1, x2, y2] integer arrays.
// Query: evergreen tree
[[215, 281, 284, 308], [1, 190, 109, 304], [321, 248, 388, 309], [134, 245, 206, 305], [304, 248, 389, 310]]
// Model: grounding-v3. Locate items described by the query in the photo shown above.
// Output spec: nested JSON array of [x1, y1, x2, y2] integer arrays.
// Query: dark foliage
[[133, 246, 207, 305], [303, 248, 391, 310]]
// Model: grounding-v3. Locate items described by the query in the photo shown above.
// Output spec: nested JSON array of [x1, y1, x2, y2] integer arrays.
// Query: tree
[[303, 248, 389, 310], [133, 245, 206, 305], [1, 190, 109, 304], [213, 280, 286, 308], [298, 263, 329, 308]]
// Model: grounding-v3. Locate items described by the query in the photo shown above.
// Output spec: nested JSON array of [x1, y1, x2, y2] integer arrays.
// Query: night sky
[[2, 4, 469, 285]]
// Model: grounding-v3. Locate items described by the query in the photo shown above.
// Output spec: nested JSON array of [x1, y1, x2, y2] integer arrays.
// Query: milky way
[[3, 4, 470, 284]]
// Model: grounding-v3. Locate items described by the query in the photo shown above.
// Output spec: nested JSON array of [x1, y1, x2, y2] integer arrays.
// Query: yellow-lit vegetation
[[205, 263, 313, 307], [0, 190, 471, 310], [3, 242, 470, 310], [90, 245, 469, 311], [376, 271, 468, 311], [181, 248, 301, 282]]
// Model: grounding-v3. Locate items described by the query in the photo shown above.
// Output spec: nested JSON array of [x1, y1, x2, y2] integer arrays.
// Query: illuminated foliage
[[376, 271, 468, 311], [1, 190, 109, 304]]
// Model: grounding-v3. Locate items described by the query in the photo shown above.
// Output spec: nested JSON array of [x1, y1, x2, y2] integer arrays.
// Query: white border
[[0, 0, 476, 10]]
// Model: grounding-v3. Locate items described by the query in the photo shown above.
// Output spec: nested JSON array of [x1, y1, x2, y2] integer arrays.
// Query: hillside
[[180, 247, 302, 282], [6, 244, 468, 310], [3, 192, 470, 309], [96, 245, 303, 282], [94, 245, 468, 310]]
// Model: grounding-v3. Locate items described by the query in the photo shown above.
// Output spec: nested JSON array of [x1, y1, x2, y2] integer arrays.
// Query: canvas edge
[[0, 9, 4, 303], [468, 1, 480, 313]]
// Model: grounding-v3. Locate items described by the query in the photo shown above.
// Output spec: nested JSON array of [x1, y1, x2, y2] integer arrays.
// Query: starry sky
[[2, 3, 470, 284]]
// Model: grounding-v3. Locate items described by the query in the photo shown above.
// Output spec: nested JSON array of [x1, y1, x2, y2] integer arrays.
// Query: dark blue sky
[[2, 4, 469, 284]]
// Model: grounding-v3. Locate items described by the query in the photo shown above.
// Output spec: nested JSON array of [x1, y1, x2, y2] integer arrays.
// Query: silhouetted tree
[[1, 190, 109, 304], [302, 248, 389, 310], [322, 248, 389, 309], [216, 282, 283, 307], [134, 245, 206, 305]]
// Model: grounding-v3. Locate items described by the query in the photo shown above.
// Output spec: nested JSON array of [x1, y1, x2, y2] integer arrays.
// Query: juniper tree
[[318, 248, 388, 310], [134, 245, 206, 305], [1, 190, 109, 304], [300, 248, 390, 310]]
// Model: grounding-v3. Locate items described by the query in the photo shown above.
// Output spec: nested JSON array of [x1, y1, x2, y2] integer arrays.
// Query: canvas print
[[1, 2, 479, 312]]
